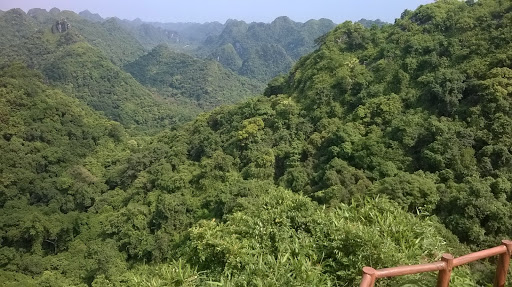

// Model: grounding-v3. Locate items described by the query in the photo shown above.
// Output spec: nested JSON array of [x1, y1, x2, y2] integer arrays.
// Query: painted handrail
[[360, 240, 512, 287]]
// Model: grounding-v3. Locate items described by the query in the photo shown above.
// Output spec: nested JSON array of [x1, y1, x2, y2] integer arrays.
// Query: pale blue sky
[[1, 0, 434, 23]]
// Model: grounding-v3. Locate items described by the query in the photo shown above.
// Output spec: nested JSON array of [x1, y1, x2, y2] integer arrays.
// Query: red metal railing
[[360, 240, 512, 287]]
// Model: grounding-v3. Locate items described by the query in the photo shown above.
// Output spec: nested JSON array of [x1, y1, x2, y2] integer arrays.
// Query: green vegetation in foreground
[[2, 0, 512, 286], [0, 67, 472, 284]]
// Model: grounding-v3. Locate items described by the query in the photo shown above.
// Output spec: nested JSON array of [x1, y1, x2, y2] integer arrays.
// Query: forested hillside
[[0, 8, 265, 130], [0, 9, 190, 130], [41, 40, 190, 128], [28, 8, 145, 65], [2, 0, 512, 286], [200, 17, 336, 81], [124, 44, 264, 109], [68, 13, 338, 83]]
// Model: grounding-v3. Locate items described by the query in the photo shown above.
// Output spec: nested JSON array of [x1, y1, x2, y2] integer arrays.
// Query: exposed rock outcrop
[[52, 19, 70, 33]]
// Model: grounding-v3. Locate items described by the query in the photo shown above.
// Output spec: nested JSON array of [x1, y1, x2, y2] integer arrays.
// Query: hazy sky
[[0, 0, 435, 23]]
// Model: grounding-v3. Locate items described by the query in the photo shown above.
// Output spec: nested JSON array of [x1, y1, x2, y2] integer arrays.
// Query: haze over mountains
[[0, 7, 362, 127], [5, 1, 512, 286]]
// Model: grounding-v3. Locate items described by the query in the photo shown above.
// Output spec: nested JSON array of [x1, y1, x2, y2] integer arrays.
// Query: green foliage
[[201, 17, 336, 81], [0, 9, 197, 130], [0, 63, 113, 207], [185, 189, 472, 286], [280, 0, 512, 249], [356, 18, 388, 28], [4, 1, 512, 286], [124, 260, 204, 287], [372, 171, 439, 213], [124, 44, 264, 111], [42, 41, 188, 129], [27, 8, 145, 65], [0, 63, 135, 285], [0, 9, 53, 68]]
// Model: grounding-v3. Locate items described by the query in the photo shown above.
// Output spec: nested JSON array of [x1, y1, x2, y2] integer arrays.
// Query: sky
[[0, 0, 435, 24]]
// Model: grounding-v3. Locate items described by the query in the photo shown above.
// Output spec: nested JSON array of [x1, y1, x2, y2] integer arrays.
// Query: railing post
[[436, 253, 454, 287], [494, 240, 512, 287], [360, 266, 377, 287]]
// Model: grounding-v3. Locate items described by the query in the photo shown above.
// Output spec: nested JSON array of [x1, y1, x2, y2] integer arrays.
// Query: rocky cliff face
[[52, 19, 70, 33]]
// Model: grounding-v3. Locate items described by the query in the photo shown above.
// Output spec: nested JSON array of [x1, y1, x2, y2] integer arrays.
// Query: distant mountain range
[[0, 7, 387, 129], [10, 7, 387, 81], [86, 12, 386, 81]]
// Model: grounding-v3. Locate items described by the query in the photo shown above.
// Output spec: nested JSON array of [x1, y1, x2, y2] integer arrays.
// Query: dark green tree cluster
[[278, 0, 512, 249], [0, 63, 134, 286]]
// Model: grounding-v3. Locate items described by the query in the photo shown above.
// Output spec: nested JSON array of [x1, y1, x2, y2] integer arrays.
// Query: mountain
[[31, 10, 337, 82], [114, 18, 182, 50], [26, 8, 145, 65], [148, 21, 225, 45], [4, 0, 512, 286], [42, 40, 194, 128], [201, 16, 337, 81], [67, 11, 184, 51], [0, 9, 47, 67], [0, 8, 317, 131], [0, 9, 195, 130], [124, 44, 264, 109], [78, 9, 103, 22], [271, 0, 512, 249], [100, 16, 225, 52]]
